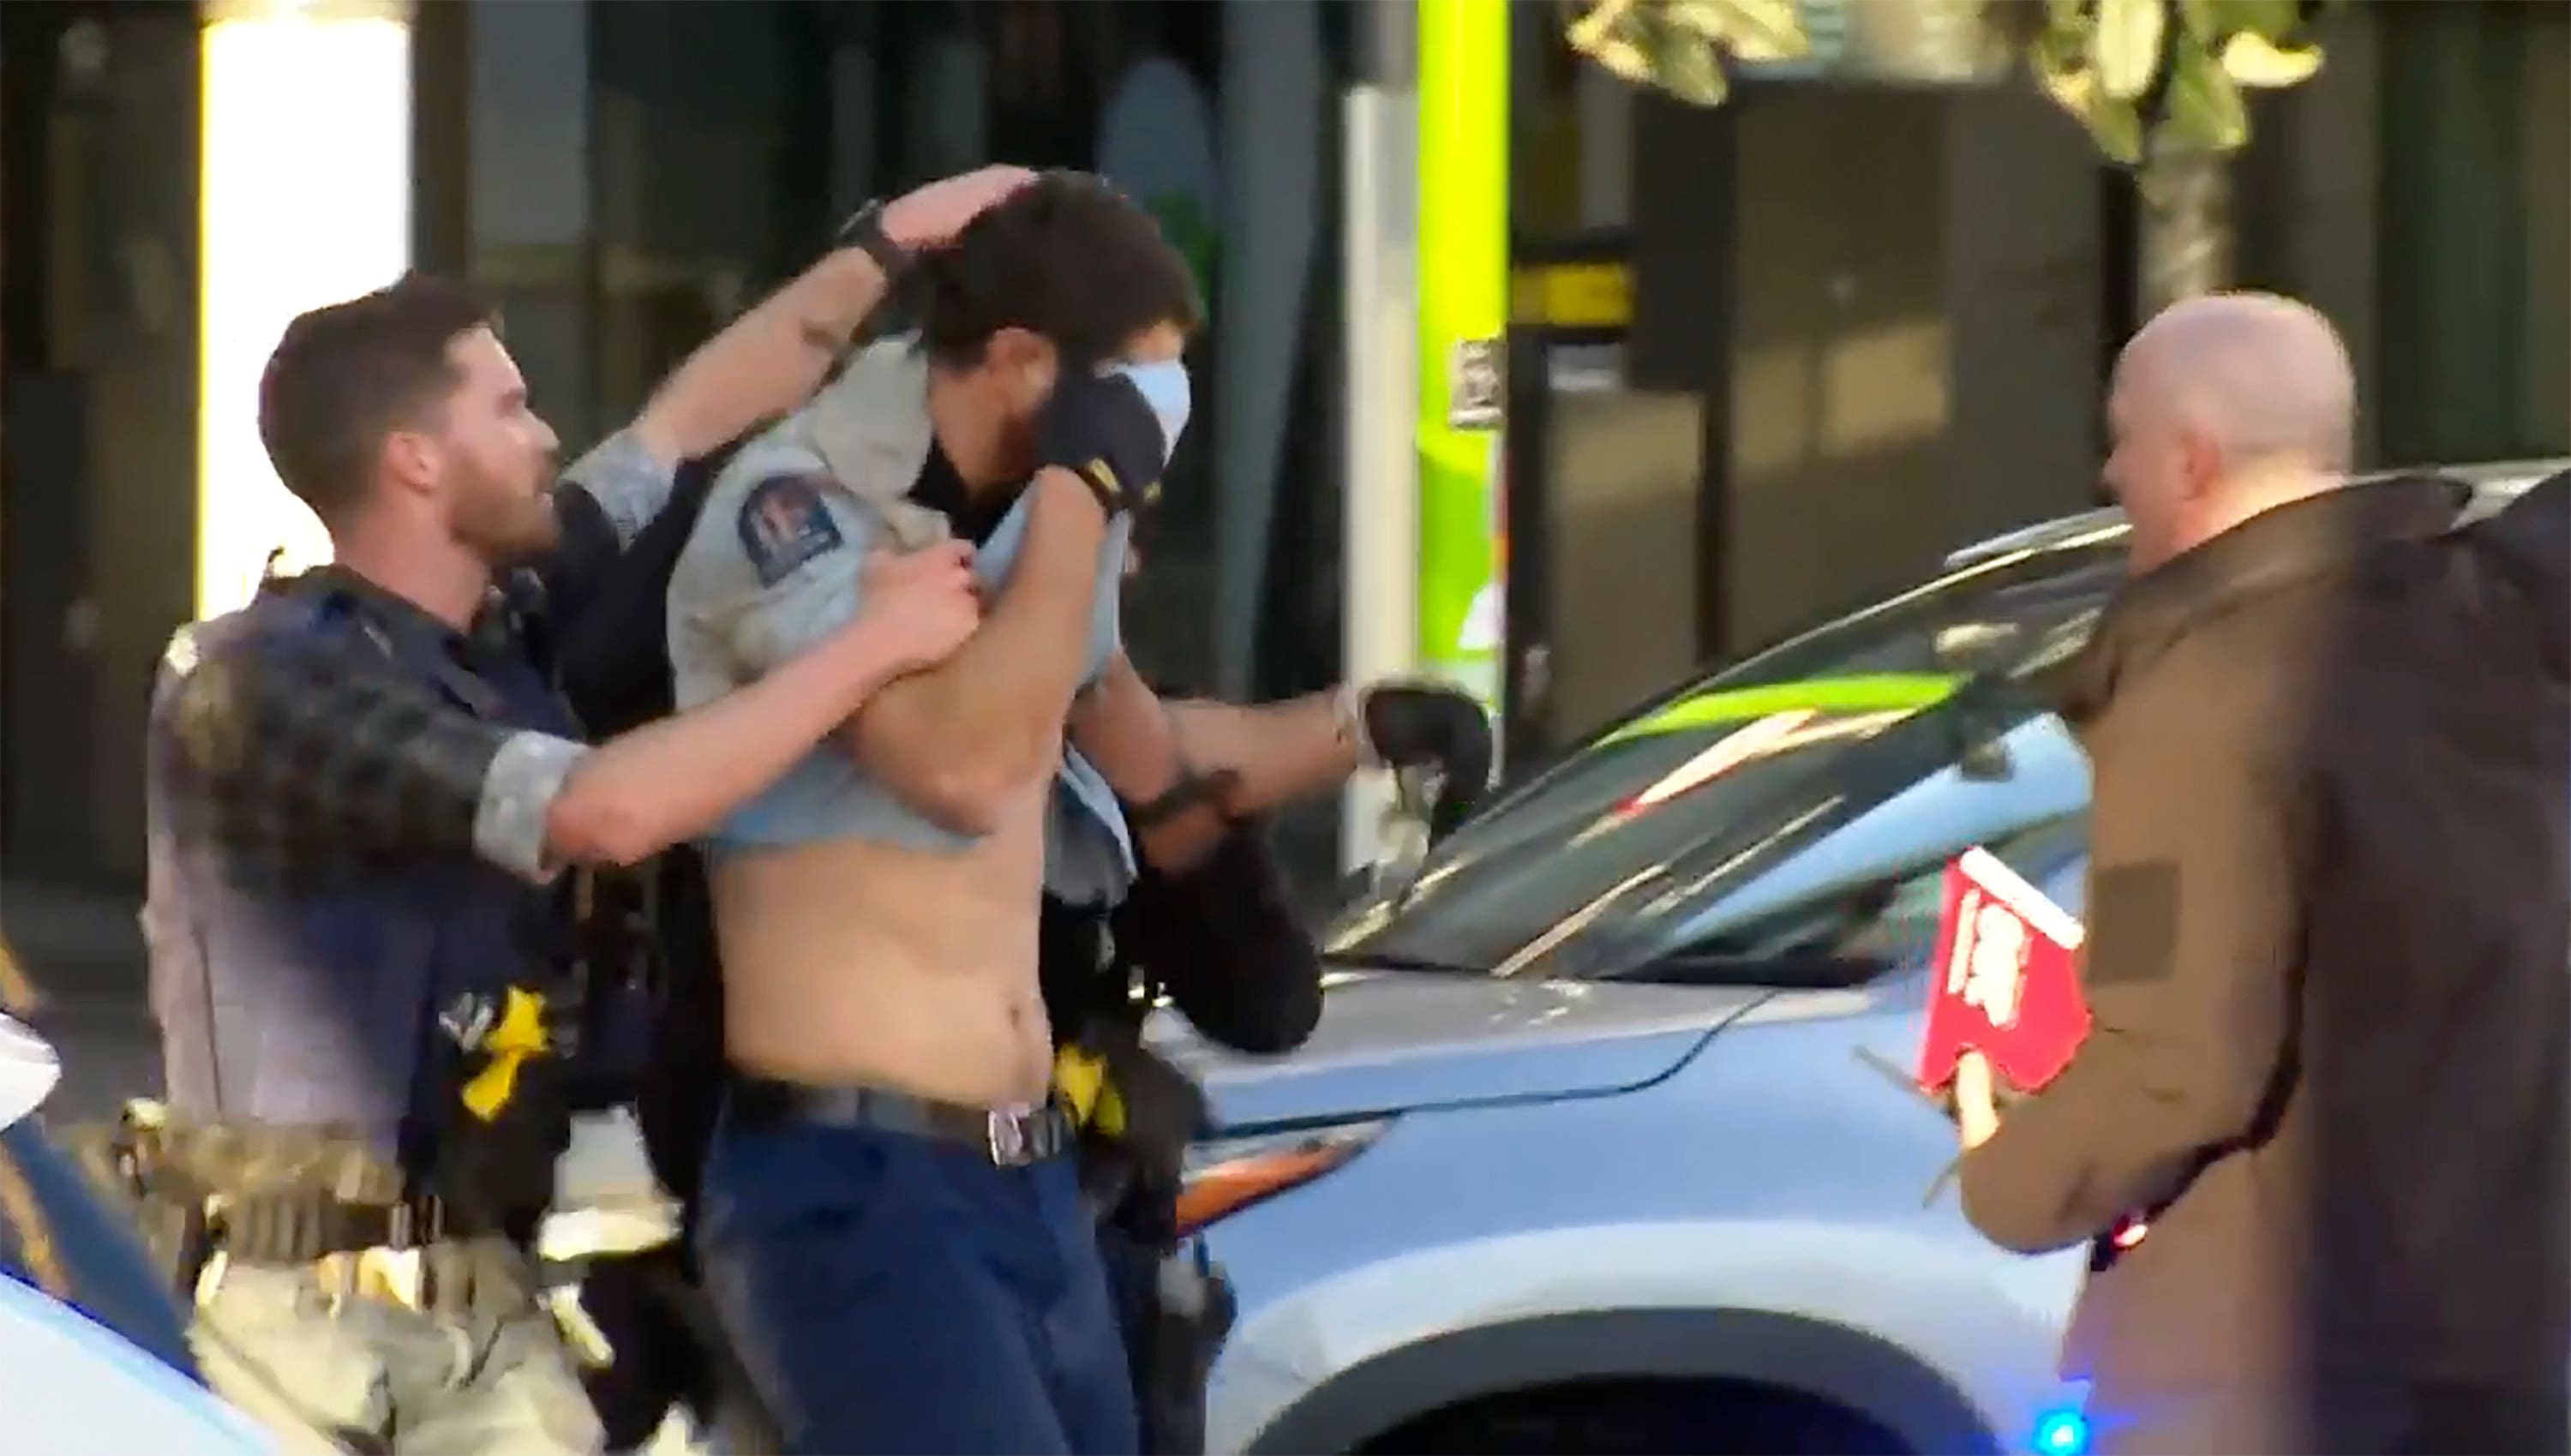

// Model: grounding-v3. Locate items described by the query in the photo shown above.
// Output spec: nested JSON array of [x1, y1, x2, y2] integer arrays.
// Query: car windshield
[[1324, 538, 2126, 978]]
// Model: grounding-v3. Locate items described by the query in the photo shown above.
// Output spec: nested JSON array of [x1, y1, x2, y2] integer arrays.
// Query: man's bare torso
[[713, 771, 1056, 1108]]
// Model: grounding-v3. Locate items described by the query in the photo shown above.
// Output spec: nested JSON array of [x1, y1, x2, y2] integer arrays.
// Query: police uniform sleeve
[[1957, 645, 2310, 1255], [686, 465, 880, 681], [561, 428, 680, 550], [542, 428, 683, 623], [167, 623, 589, 885]]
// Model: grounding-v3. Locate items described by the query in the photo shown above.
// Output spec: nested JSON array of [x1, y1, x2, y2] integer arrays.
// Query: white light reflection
[[197, 4, 412, 620]]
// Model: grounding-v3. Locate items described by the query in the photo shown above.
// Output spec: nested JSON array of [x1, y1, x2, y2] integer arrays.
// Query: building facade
[[1499, 0, 2571, 758]]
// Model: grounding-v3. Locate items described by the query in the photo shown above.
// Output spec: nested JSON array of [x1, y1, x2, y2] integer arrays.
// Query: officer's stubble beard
[[448, 449, 564, 570]]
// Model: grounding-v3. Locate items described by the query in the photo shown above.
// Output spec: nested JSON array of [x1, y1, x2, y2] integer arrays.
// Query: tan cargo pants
[[190, 1254, 604, 1456]]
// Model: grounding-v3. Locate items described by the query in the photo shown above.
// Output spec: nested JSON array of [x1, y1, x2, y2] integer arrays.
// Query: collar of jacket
[[787, 332, 955, 551], [268, 562, 524, 663], [2054, 473, 2472, 728]]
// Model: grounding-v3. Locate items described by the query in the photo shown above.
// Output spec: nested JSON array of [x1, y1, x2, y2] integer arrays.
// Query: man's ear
[[986, 327, 1058, 402], [381, 428, 443, 500], [2178, 428, 2225, 503]]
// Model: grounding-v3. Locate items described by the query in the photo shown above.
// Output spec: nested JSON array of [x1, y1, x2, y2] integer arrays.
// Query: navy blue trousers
[[697, 1109, 1139, 1455]]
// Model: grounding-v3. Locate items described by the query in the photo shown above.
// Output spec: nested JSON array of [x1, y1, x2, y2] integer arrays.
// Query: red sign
[[1915, 847, 2090, 1093]]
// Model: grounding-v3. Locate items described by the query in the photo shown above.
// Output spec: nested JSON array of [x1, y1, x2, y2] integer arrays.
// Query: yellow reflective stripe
[[1051, 1047, 1124, 1137], [460, 987, 553, 1123], [0, 1140, 69, 1299], [1601, 673, 1963, 746], [1052, 1048, 1106, 1123]]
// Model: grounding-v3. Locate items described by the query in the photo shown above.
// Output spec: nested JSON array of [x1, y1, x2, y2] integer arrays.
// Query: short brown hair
[[914, 171, 1202, 371], [257, 273, 495, 519]]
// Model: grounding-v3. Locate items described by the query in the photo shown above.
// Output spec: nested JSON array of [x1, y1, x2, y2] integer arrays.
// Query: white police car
[[1, 1012, 276, 1453]]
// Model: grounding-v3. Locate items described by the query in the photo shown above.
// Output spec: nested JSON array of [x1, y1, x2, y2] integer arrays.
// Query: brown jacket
[[1958, 470, 2571, 1450]]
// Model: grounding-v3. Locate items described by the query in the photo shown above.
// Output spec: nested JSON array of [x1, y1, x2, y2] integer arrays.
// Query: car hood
[[1151, 969, 1768, 1132], [1, 1014, 60, 1133]]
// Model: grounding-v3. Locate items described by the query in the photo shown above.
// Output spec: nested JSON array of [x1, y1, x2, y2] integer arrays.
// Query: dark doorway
[[0, 0, 200, 890]]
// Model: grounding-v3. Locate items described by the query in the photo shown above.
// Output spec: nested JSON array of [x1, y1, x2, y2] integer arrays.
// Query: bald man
[[1954, 292, 2571, 1454]]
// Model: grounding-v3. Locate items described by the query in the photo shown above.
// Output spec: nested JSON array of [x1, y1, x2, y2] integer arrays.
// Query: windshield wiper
[[1318, 950, 1487, 976]]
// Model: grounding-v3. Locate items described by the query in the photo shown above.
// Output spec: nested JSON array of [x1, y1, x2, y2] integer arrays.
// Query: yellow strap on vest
[[459, 987, 553, 1123], [1052, 1046, 1125, 1138]]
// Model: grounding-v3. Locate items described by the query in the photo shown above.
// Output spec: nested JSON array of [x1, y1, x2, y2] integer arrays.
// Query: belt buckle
[[986, 1108, 1030, 1166]]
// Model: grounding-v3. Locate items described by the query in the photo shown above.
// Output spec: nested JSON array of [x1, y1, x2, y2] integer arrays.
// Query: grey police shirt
[[664, 337, 1137, 905]]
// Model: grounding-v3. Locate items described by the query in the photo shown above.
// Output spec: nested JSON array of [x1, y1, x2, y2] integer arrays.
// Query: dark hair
[[914, 171, 1202, 371], [256, 273, 496, 520]]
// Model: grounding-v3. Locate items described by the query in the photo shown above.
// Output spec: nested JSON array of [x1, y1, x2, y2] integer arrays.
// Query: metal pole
[[1338, 0, 1420, 874]]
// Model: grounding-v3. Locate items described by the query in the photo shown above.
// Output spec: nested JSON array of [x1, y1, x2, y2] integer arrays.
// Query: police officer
[[129, 165, 1027, 1455], [1046, 672, 1492, 1455]]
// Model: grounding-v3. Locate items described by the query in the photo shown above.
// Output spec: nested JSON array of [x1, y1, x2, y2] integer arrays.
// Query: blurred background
[[0, 0, 2562, 1062]]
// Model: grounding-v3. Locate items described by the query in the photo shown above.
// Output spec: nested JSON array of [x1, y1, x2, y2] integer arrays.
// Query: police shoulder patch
[[737, 472, 848, 587]]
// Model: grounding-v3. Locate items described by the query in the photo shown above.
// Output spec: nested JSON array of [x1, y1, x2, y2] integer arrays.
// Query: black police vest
[[141, 575, 581, 1171]]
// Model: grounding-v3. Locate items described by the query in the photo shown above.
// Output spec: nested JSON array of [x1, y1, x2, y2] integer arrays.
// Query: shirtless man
[[664, 172, 1200, 1453]]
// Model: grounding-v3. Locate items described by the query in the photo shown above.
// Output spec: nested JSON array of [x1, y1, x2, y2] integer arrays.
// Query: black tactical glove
[[1350, 681, 1495, 835], [1034, 370, 1167, 518]]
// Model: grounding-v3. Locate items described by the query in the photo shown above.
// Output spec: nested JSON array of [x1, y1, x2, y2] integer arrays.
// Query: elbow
[[906, 762, 1016, 838], [915, 761, 1013, 838], [843, 715, 1044, 838], [1227, 993, 1322, 1058], [544, 782, 671, 870], [854, 724, 1047, 837], [1957, 1152, 2090, 1256], [1259, 980, 1326, 1054], [1187, 983, 1321, 1058]]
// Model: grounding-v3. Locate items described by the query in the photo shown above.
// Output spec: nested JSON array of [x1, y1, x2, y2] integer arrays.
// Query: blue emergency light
[[2032, 1406, 2091, 1455]]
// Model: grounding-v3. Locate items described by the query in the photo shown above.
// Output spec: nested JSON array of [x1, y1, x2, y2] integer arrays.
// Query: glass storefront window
[[2376, 0, 2570, 465]]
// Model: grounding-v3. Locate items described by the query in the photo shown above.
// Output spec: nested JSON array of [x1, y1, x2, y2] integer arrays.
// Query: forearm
[[854, 473, 1107, 823], [1165, 692, 1359, 815], [627, 249, 890, 466], [1955, 1060, 2135, 1255], [1958, 995, 2280, 1255], [1962, 689, 2305, 1255], [1070, 663, 1361, 873], [550, 623, 910, 865]]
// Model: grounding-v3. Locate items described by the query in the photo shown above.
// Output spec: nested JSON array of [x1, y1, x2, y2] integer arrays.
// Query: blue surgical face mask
[[1110, 358, 1192, 464]]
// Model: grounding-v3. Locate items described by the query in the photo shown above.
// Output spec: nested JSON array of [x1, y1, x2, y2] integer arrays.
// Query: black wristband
[[833, 200, 909, 283]]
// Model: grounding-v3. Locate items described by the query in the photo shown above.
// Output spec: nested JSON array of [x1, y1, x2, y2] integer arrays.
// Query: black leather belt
[[725, 1074, 1073, 1166]]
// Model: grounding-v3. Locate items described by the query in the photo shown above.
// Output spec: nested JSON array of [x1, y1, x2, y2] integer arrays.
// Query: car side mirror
[[1365, 773, 1436, 904], [1957, 735, 2017, 782]]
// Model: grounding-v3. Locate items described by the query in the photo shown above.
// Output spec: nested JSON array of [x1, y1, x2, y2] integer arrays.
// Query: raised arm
[[837, 475, 1108, 834], [836, 374, 1167, 834], [543, 166, 1035, 605]]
